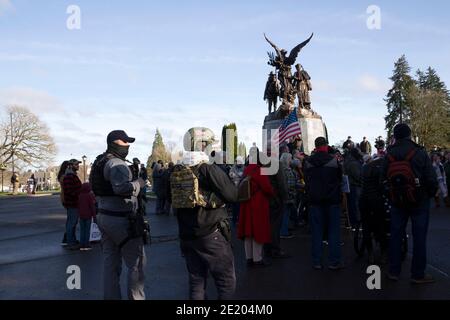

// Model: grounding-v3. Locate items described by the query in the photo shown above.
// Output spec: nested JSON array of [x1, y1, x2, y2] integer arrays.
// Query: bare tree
[[0, 105, 56, 169], [409, 88, 450, 150]]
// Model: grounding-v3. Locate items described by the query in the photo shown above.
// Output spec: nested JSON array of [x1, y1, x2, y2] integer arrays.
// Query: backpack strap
[[387, 154, 396, 163], [388, 148, 416, 163], [405, 148, 417, 161]]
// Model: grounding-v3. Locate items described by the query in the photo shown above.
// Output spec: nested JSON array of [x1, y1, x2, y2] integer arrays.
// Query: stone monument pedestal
[[262, 108, 327, 155]]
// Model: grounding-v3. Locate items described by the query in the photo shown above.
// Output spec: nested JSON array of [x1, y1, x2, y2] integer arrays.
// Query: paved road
[[0, 195, 449, 300]]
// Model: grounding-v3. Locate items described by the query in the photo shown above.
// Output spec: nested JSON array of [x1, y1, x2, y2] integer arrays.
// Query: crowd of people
[[54, 125, 449, 300], [234, 124, 448, 281]]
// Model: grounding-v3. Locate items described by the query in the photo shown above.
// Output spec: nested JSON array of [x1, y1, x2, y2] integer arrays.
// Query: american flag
[[272, 108, 302, 145]]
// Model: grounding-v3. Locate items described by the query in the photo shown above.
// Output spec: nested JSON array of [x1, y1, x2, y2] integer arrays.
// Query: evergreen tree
[[238, 142, 247, 158], [146, 129, 172, 178], [221, 123, 238, 161], [384, 55, 416, 140], [221, 125, 227, 151], [421, 67, 449, 93]]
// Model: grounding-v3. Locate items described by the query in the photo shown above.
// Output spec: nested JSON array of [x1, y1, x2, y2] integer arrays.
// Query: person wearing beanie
[[304, 137, 344, 270], [393, 123, 411, 140], [382, 123, 438, 284]]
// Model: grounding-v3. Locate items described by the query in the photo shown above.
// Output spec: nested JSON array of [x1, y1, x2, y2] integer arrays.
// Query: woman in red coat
[[238, 151, 275, 266]]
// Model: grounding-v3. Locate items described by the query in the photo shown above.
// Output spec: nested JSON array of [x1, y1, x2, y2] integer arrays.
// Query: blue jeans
[[79, 218, 91, 247], [389, 200, 430, 279], [280, 203, 295, 236], [66, 208, 79, 245], [156, 195, 166, 214], [348, 185, 361, 228], [309, 204, 341, 266]]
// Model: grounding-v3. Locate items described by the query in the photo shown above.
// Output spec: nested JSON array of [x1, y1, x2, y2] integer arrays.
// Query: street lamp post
[[10, 112, 18, 195], [0, 164, 6, 193], [82, 155, 87, 182]]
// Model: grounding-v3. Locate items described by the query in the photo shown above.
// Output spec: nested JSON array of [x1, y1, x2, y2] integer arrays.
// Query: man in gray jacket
[[91, 130, 147, 300]]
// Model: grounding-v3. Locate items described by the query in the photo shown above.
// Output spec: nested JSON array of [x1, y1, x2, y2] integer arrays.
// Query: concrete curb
[[0, 193, 55, 200]]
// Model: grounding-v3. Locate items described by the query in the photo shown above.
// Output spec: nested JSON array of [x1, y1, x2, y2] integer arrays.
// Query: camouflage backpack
[[170, 164, 224, 209]]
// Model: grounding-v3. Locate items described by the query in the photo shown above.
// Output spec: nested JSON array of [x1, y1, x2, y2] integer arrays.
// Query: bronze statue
[[264, 72, 281, 114], [264, 33, 313, 104], [293, 63, 312, 109]]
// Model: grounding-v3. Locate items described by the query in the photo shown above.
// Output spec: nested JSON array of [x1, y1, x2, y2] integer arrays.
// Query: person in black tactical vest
[[90, 130, 147, 300], [171, 128, 238, 300]]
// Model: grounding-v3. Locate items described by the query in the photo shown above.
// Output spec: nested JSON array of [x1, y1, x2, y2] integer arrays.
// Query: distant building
[[33, 167, 59, 191]]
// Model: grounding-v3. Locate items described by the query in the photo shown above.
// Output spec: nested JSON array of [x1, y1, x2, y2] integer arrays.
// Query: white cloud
[[141, 55, 265, 65], [314, 80, 337, 92], [358, 74, 388, 93], [383, 12, 450, 37], [0, 53, 135, 69], [0, 0, 13, 16], [46, 98, 266, 164], [314, 36, 372, 47], [0, 87, 65, 114]]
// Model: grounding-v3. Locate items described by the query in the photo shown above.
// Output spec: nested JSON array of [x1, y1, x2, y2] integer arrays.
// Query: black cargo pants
[[180, 230, 236, 300]]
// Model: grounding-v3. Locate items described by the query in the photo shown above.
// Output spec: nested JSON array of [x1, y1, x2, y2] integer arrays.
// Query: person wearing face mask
[[90, 130, 147, 300]]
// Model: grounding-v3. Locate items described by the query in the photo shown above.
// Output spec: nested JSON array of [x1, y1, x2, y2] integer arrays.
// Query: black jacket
[[344, 155, 363, 187], [304, 151, 343, 205], [268, 161, 289, 210], [176, 163, 238, 240], [382, 139, 437, 203], [361, 158, 384, 203]]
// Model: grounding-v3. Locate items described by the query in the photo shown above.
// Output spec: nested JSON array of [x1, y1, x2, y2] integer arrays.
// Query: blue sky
[[1, 0, 449, 165]]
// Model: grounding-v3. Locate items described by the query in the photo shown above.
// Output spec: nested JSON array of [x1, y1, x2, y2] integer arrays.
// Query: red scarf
[[315, 146, 329, 153]]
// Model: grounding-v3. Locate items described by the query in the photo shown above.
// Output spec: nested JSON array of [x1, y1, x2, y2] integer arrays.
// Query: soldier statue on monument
[[264, 71, 281, 114], [264, 33, 313, 118], [293, 63, 312, 110], [262, 32, 328, 155]]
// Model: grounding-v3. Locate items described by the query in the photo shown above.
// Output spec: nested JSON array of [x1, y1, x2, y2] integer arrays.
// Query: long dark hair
[[57, 161, 70, 180]]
